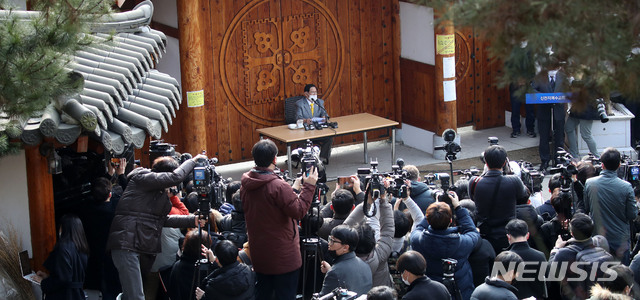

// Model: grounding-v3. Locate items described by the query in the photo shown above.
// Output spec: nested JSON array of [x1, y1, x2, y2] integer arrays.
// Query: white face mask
[[402, 272, 410, 286], [308, 94, 317, 101]]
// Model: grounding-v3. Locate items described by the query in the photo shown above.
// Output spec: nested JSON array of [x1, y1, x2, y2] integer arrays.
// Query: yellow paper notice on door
[[187, 90, 204, 108], [436, 34, 455, 55]]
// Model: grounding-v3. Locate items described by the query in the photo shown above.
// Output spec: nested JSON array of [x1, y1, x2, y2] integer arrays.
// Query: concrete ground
[[216, 125, 547, 194]]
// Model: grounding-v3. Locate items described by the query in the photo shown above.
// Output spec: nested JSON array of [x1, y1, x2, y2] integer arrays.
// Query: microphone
[[311, 98, 338, 129], [311, 98, 329, 119]]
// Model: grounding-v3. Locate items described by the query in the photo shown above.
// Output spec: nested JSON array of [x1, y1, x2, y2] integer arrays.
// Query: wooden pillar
[[391, 0, 402, 124], [24, 145, 56, 271], [177, 0, 209, 155], [434, 16, 457, 136]]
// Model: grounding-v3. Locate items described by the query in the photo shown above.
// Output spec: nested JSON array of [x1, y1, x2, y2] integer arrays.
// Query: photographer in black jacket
[[107, 154, 206, 300], [196, 240, 255, 300], [469, 145, 529, 254]]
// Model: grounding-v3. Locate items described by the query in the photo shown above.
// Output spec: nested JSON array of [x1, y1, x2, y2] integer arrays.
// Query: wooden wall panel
[[169, 0, 401, 163], [398, 26, 508, 134], [25, 145, 56, 271], [400, 58, 437, 132]]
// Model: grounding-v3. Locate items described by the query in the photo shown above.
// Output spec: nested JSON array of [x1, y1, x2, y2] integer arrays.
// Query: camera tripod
[[300, 186, 328, 299], [442, 258, 462, 300], [189, 200, 213, 300]]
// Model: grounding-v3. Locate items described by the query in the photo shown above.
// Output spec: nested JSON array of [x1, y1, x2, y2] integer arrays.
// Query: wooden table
[[257, 113, 399, 175]]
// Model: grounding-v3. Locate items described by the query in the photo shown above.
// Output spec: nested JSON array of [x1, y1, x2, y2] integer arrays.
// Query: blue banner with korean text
[[525, 93, 571, 104]]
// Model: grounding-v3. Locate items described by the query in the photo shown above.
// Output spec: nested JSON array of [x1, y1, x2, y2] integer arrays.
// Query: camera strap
[[488, 176, 503, 211], [469, 176, 482, 199]]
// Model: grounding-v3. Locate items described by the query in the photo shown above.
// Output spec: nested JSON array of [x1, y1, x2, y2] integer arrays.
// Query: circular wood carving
[[219, 0, 345, 125], [454, 30, 471, 86]]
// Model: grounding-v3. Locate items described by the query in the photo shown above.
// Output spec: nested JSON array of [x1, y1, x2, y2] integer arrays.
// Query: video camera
[[583, 153, 602, 176], [357, 159, 385, 201], [548, 149, 577, 220], [459, 167, 480, 179], [549, 150, 577, 184], [292, 140, 326, 183], [518, 161, 544, 193], [357, 159, 409, 199], [618, 148, 640, 188], [356, 159, 408, 217], [192, 152, 228, 217], [386, 159, 410, 199]]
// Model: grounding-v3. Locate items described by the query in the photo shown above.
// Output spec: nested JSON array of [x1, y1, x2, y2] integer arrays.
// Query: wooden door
[[454, 27, 508, 129], [473, 36, 509, 130], [455, 27, 475, 127]]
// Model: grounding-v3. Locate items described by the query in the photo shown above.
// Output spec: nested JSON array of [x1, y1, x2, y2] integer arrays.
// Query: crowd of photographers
[[58, 137, 640, 300]]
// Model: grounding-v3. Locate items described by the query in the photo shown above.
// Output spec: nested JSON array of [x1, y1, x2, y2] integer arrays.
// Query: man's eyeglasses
[[328, 236, 343, 245]]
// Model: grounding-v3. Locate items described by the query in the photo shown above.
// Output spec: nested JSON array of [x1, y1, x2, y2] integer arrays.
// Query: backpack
[[565, 244, 616, 290]]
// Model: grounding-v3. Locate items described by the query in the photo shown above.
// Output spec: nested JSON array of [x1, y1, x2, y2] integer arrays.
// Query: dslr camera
[[387, 164, 409, 199], [149, 140, 177, 165]]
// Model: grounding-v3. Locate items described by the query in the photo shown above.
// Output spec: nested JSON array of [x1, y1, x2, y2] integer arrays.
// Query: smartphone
[[337, 176, 351, 187], [303, 159, 315, 177], [110, 157, 120, 166]]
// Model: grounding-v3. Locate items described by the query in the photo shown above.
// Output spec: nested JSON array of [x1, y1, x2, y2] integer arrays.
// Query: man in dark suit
[[505, 219, 548, 299], [295, 84, 333, 163], [532, 68, 567, 171]]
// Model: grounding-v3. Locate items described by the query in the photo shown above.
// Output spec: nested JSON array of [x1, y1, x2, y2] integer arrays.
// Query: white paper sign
[[443, 56, 455, 79], [443, 80, 456, 102]]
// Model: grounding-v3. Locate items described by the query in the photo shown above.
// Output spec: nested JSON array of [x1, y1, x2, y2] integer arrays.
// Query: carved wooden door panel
[[219, 0, 283, 126], [455, 28, 475, 127], [223, 0, 344, 126], [279, 12, 324, 99]]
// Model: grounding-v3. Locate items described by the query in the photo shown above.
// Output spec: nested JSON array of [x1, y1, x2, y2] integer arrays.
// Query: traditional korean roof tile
[[0, 1, 181, 155]]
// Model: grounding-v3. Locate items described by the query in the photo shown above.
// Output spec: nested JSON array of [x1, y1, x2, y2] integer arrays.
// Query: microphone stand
[[311, 98, 337, 129], [311, 98, 329, 119]]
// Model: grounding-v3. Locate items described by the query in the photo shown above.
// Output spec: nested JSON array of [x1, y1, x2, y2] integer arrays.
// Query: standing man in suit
[[295, 84, 333, 164], [533, 68, 567, 171]]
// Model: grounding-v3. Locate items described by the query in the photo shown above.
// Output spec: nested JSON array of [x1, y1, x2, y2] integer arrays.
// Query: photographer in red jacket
[[241, 139, 318, 300]]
